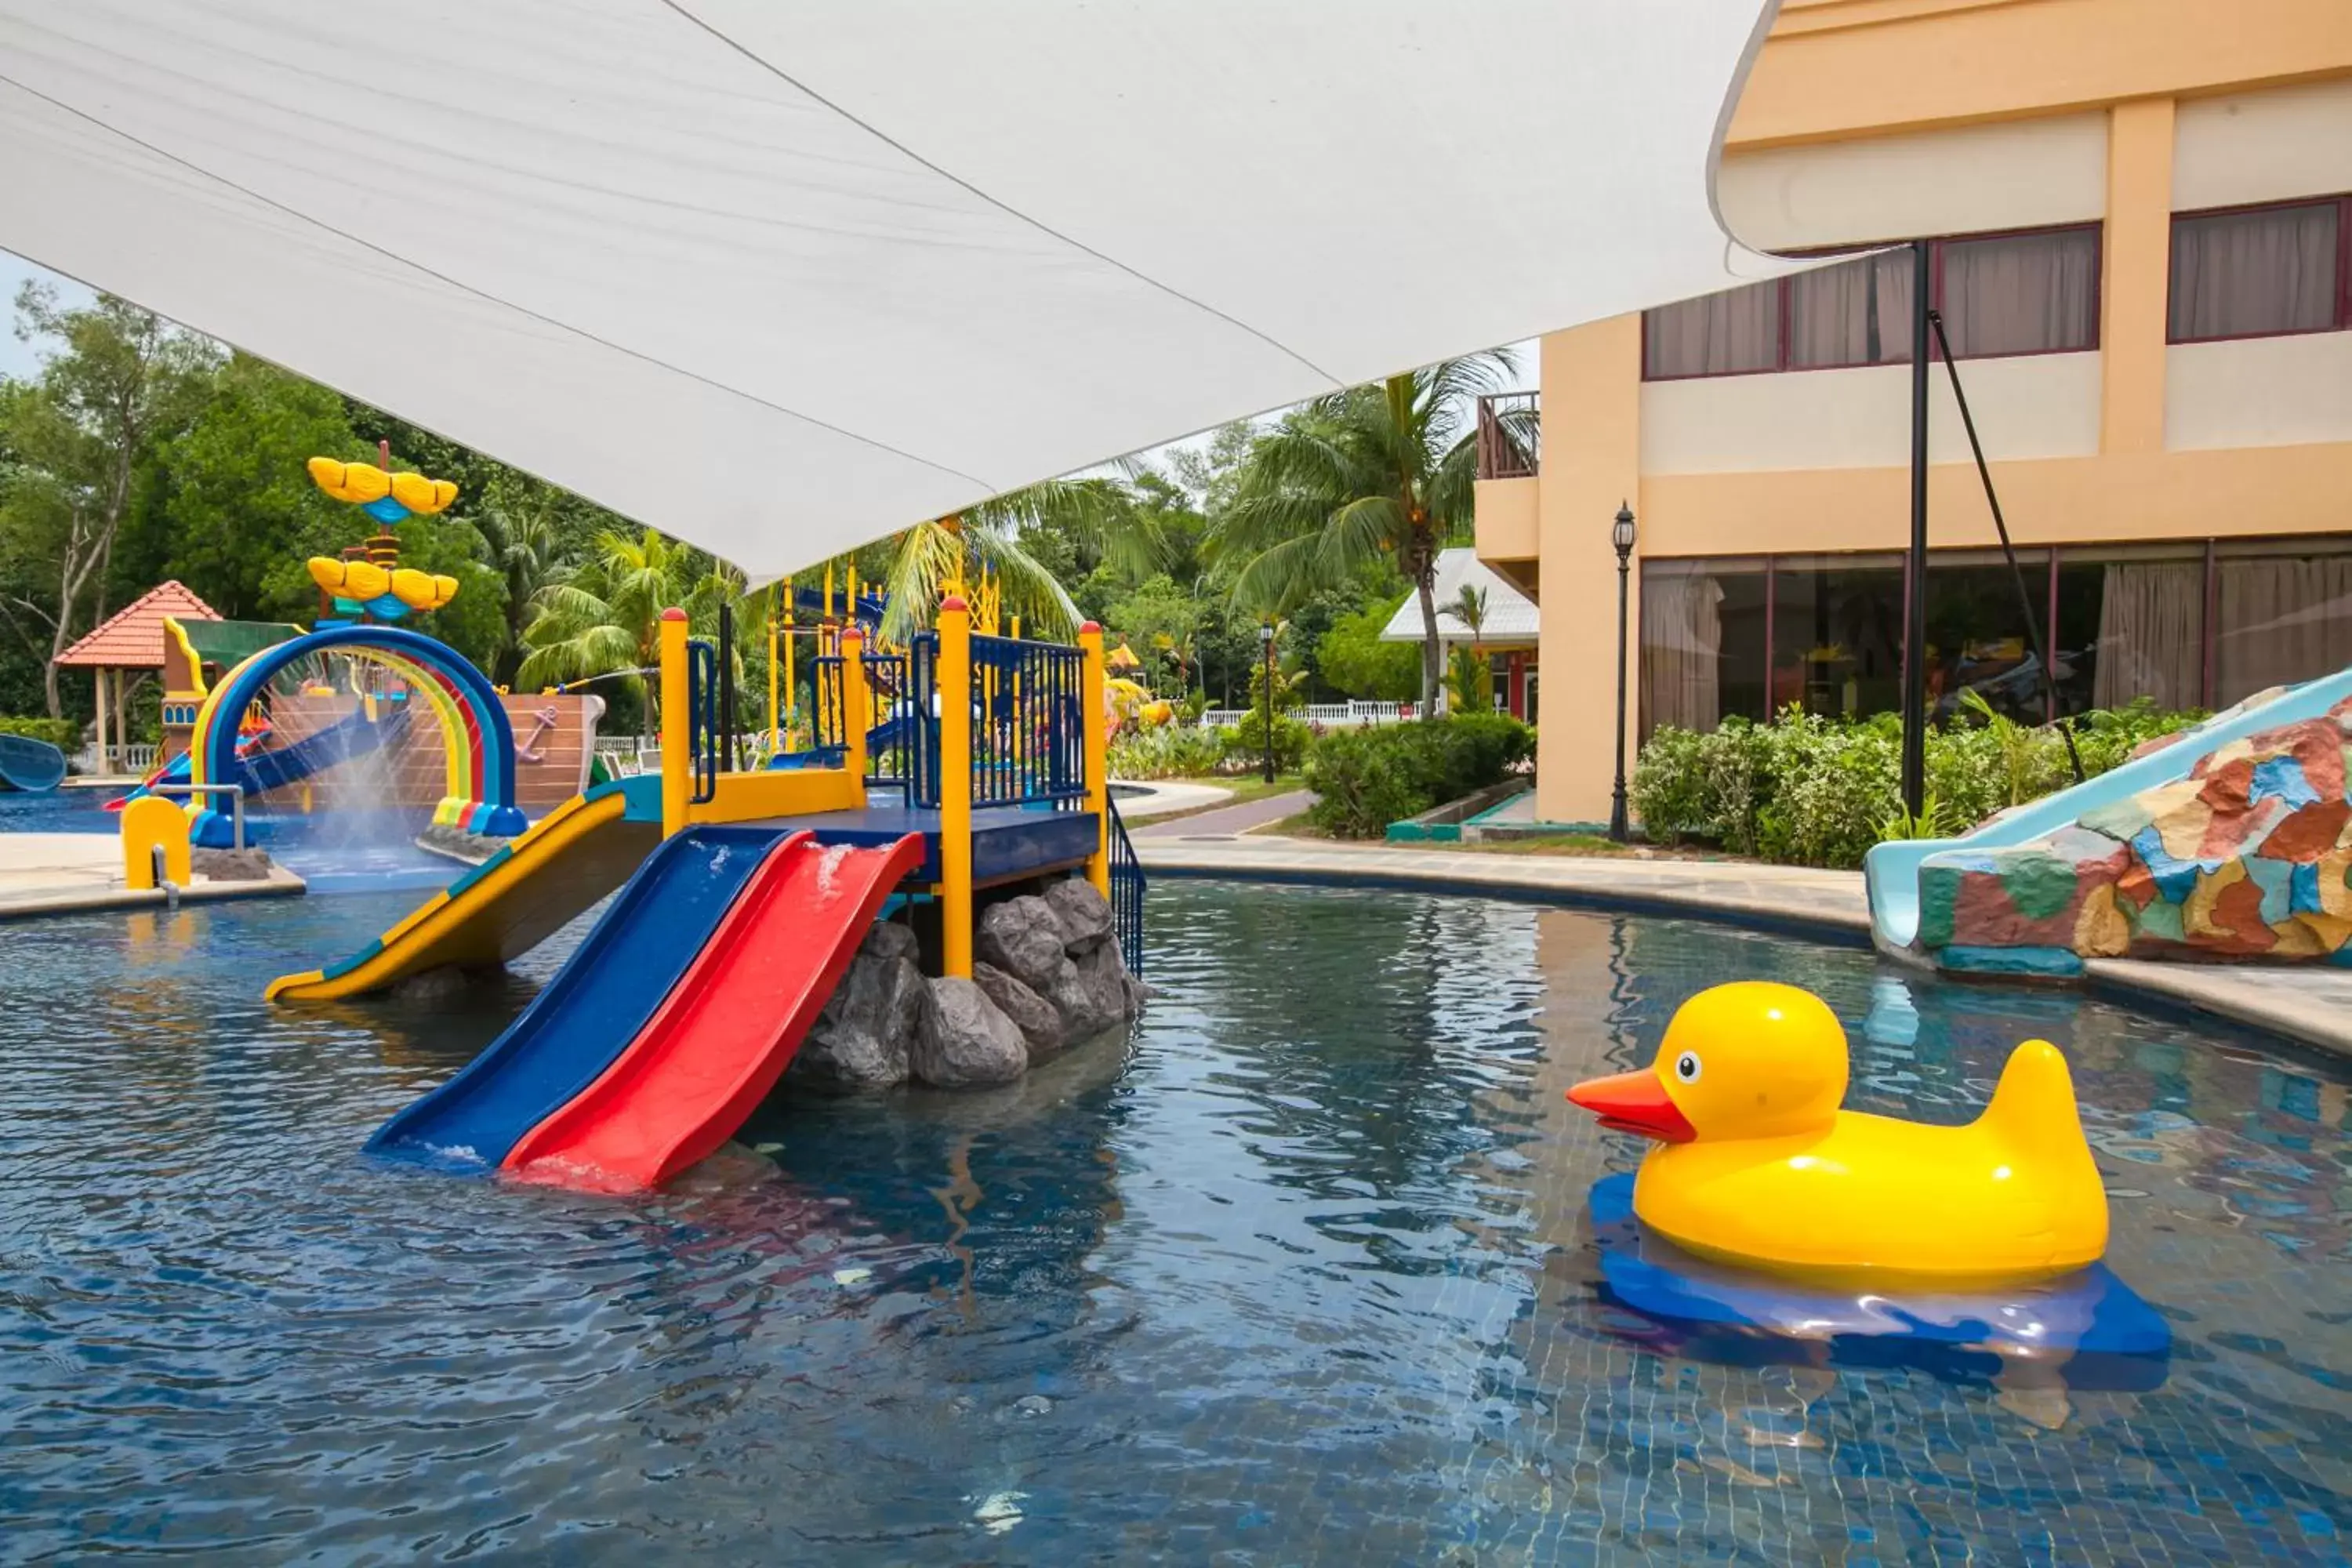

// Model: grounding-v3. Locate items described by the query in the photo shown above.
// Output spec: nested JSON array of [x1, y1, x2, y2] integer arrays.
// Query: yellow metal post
[[782, 590, 797, 749], [659, 606, 690, 838], [938, 595, 974, 978], [840, 626, 869, 787], [768, 582, 781, 752], [120, 795, 191, 891], [1080, 620, 1109, 897]]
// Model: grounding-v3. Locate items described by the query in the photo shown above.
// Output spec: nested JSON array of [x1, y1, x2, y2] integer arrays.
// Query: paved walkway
[[1133, 789, 1317, 838], [0, 831, 303, 918], [1111, 780, 1232, 821], [1136, 833, 2352, 1058]]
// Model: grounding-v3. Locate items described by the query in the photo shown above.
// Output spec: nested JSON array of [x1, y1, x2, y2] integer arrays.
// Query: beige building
[[1475, 0, 2352, 825]]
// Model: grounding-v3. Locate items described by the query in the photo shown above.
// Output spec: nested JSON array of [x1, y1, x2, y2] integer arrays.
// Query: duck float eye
[[1675, 1052, 1700, 1083]]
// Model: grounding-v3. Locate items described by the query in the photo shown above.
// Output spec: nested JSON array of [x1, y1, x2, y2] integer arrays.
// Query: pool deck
[[1135, 831, 2352, 1059], [0, 831, 304, 919]]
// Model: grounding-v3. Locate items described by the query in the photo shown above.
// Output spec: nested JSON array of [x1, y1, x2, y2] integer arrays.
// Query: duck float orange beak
[[1569, 981, 2109, 1286]]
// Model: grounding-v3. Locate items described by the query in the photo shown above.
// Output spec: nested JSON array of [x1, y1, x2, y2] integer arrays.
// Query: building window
[[1642, 280, 1780, 380], [1642, 223, 2101, 379], [2169, 198, 2351, 343], [1635, 539, 2352, 743]]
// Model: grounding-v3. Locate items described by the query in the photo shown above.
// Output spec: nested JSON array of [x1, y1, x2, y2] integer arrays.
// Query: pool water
[[2, 880, 2347, 1563], [0, 788, 457, 894]]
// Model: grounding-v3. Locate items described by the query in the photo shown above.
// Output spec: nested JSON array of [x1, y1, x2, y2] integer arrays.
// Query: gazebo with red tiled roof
[[56, 581, 220, 774]]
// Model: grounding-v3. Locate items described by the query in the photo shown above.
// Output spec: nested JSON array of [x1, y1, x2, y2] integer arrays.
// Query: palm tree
[[474, 497, 570, 686], [1439, 582, 1492, 713], [517, 527, 741, 729], [860, 474, 1156, 646], [1214, 351, 1531, 713]]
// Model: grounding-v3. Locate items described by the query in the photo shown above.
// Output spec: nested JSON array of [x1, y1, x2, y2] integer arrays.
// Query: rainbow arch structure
[[187, 625, 528, 848]]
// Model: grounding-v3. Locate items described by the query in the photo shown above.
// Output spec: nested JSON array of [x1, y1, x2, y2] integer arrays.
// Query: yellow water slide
[[267, 778, 662, 1002]]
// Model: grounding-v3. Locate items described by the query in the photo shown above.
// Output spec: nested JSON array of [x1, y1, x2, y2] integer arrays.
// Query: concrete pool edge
[[1137, 837, 2352, 1061], [0, 867, 307, 923]]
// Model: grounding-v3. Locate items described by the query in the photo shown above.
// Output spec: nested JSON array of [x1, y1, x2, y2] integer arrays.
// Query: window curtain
[[1788, 251, 1914, 368], [2093, 562, 2203, 711], [2216, 557, 2352, 706], [2169, 204, 2339, 342], [1640, 574, 1723, 734], [1941, 229, 2098, 357], [1644, 280, 1779, 378]]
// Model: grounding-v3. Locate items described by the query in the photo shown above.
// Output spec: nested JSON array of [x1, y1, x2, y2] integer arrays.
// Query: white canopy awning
[[0, 2, 1793, 581]]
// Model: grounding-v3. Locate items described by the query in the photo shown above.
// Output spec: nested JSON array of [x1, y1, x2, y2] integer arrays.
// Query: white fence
[[1199, 700, 1422, 728], [593, 737, 662, 776], [73, 743, 160, 776]]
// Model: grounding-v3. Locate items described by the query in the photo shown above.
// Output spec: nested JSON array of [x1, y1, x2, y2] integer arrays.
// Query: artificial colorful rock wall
[[1918, 693, 2352, 970]]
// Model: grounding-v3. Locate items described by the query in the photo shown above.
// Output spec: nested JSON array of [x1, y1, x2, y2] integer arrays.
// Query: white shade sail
[[0, 1, 1791, 581]]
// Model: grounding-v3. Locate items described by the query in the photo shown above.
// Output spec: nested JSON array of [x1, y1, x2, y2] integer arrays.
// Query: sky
[[0, 247, 1535, 486]]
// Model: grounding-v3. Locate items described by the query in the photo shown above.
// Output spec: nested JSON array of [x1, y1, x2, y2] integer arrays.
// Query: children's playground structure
[[257, 596, 1142, 1191], [111, 466, 1145, 1193]]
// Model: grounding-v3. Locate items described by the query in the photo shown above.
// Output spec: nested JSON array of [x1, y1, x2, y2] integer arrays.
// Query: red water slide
[[501, 829, 924, 1192]]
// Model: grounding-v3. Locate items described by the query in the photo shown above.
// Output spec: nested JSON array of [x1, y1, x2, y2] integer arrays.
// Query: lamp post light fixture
[[1609, 502, 1636, 843], [1258, 620, 1277, 783]]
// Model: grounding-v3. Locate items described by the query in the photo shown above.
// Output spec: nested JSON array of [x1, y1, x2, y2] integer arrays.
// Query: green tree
[[1101, 574, 1207, 694], [1439, 583, 1492, 711], [473, 488, 573, 685], [1216, 354, 1528, 713], [1314, 596, 1421, 701], [866, 476, 1153, 646], [517, 527, 740, 731], [154, 354, 358, 619], [0, 285, 218, 713]]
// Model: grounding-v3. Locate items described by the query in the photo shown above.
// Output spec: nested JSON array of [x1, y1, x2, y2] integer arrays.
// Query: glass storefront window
[[1635, 539, 2352, 742], [1638, 560, 1766, 738], [1924, 556, 2051, 724], [1770, 555, 1905, 723], [2215, 547, 2352, 706]]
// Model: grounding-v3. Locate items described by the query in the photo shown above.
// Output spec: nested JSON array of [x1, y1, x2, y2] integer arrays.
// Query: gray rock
[[915, 978, 1028, 1087], [1049, 941, 1131, 1043], [391, 964, 474, 1003], [976, 895, 1069, 993], [191, 846, 273, 884], [862, 919, 918, 964], [1044, 877, 1114, 954], [792, 952, 928, 1090], [974, 961, 1066, 1058]]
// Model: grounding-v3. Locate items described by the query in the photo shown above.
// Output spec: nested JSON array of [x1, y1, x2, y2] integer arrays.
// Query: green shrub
[[1109, 724, 1225, 780], [0, 717, 78, 750], [1303, 713, 1534, 838], [1629, 724, 1711, 844], [1755, 711, 1897, 869], [1625, 699, 2207, 869], [1216, 717, 1312, 774]]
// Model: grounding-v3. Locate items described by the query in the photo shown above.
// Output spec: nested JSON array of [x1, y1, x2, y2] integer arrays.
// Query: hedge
[[1303, 712, 1534, 838], [1630, 699, 2207, 869], [0, 717, 79, 751]]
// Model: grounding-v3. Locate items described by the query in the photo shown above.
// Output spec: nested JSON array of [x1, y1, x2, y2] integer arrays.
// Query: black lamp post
[[1609, 502, 1636, 842], [1258, 621, 1277, 783]]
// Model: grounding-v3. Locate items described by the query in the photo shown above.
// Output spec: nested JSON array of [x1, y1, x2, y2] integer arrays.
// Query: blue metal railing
[[967, 632, 1086, 809], [687, 637, 719, 804], [1107, 794, 1145, 977]]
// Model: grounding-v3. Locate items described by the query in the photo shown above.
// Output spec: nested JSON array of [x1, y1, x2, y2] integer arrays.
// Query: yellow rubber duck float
[[1567, 982, 2108, 1286]]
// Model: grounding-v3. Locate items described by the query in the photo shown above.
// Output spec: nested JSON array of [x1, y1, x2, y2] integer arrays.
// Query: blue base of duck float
[[1587, 1174, 2170, 1391]]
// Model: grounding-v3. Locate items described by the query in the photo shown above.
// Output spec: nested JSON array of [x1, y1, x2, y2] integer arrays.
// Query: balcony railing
[[1475, 391, 1540, 481]]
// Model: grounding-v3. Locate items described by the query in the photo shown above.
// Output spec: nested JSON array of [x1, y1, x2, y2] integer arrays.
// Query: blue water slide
[[116, 706, 412, 809], [364, 824, 786, 1171], [240, 702, 413, 794], [0, 733, 67, 793], [1864, 666, 2352, 951]]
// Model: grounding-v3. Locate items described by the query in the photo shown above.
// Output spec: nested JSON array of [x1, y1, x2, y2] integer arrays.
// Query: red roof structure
[[55, 581, 220, 670]]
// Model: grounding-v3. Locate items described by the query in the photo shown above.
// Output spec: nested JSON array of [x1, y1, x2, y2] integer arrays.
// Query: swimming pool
[[0, 788, 459, 895], [2, 880, 2345, 1561]]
